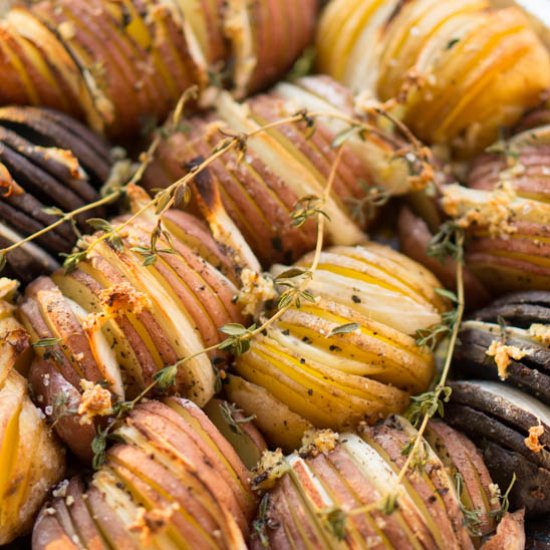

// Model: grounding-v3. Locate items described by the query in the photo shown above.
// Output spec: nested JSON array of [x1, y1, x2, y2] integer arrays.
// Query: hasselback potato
[[0, 106, 112, 283], [18, 187, 246, 460], [316, 0, 550, 157], [145, 75, 429, 265], [449, 292, 550, 519], [32, 398, 255, 549], [457, 123, 550, 293], [0, 0, 318, 137], [250, 418, 522, 549], [0, 278, 65, 544], [227, 242, 446, 450]]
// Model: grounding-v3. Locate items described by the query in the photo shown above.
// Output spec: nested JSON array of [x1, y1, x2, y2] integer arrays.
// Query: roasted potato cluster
[[317, 0, 550, 157], [0, 1, 549, 547], [0, 0, 318, 136]]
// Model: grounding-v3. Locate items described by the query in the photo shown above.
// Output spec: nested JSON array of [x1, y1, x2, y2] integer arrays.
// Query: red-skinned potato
[[0, 0, 318, 137], [398, 206, 491, 310], [0, 279, 65, 545], [441, 182, 550, 294], [18, 188, 249, 461], [250, 417, 518, 549], [32, 398, 254, 550], [145, 75, 430, 266]]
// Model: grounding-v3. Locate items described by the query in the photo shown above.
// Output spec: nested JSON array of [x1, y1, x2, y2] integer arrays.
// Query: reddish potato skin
[[0, 0, 318, 136], [29, 359, 96, 463], [32, 399, 252, 549], [398, 207, 491, 309], [481, 510, 525, 550]]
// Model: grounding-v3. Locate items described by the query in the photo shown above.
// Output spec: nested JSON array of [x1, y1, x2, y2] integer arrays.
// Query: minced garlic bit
[[529, 323, 550, 346], [299, 429, 339, 458], [237, 269, 277, 317], [485, 340, 531, 380], [489, 483, 502, 509], [78, 380, 113, 425], [252, 449, 290, 490], [0, 277, 18, 302], [524, 424, 545, 454], [443, 182, 518, 238], [52, 479, 69, 499], [129, 505, 179, 544]]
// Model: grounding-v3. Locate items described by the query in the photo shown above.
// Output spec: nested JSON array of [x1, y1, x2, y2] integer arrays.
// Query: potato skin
[[250, 417, 507, 549]]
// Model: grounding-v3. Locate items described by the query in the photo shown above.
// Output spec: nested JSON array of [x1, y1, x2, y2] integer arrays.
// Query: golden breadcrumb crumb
[[486, 340, 531, 380], [237, 269, 277, 317], [299, 429, 339, 458], [529, 324, 550, 346], [252, 449, 289, 490], [129, 505, 179, 544], [83, 282, 151, 329], [524, 424, 545, 453], [443, 182, 518, 238], [78, 380, 113, 425]]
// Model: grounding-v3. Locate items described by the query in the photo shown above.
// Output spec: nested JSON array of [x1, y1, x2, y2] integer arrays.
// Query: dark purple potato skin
[[0, 106, 112, 283], [445, 382, 550, 518]]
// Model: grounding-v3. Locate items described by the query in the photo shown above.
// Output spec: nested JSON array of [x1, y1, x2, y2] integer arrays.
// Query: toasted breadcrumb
[[486, 340, 531, 380], [299, 429, 339, 458], [252, 449, 289, 490], [529, 323, 550, 346], [83, 282, 151, 329], [129, 505, 179, 544], [443, 182, 518, 238], [237, 269, 277, 317], [525, 424, 545, 454], [52, 479, 69, 498], [78, 380, 113, 425]]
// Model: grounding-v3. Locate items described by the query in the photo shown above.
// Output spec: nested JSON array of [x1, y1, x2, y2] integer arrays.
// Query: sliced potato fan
[[231, 243, 445, 444], [250, 417, 516, 549], [0, 0, 318, 136], [317, 0, 550, 157], [32, 398, 254, 550], [0, 279, 65, 545], [19, 196, 247, 461]]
